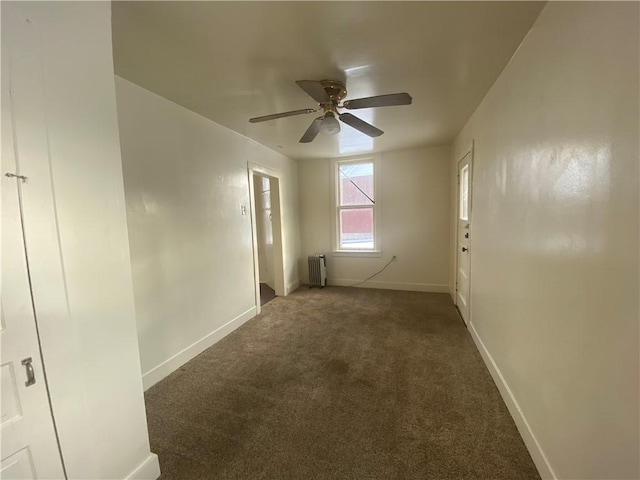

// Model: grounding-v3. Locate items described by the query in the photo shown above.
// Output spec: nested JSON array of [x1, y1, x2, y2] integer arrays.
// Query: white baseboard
[[326, 278, 449, 293], [126, 453, 160, 480], [286, 279, 300, 295], [468, 322, 556, 480], [141, 307, 257, 390]]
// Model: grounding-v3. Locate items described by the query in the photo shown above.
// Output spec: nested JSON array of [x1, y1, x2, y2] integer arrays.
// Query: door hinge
[[5, 172, 28, 183]]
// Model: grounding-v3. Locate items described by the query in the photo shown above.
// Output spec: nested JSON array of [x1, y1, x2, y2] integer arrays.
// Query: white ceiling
[[112, 1, 545, 160]]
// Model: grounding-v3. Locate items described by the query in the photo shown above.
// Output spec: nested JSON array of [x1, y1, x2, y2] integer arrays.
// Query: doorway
[[456, 148, 473, 325], [254, 174, 276, 306], [248, 164, 286, 314]]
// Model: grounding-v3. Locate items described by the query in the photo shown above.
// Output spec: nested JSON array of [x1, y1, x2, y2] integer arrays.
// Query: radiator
[[308, 254, 327, 288]]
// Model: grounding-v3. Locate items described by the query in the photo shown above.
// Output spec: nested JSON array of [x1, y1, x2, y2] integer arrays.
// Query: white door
[[1, 33, 66, 480], [456, 152, 472, 325]]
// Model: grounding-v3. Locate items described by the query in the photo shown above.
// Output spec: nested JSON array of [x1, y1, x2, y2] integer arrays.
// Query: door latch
[[5, 172, 28, 183], [22, 357, 36, 386]]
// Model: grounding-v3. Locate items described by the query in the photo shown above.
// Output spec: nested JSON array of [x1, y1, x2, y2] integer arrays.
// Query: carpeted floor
[[144, 287, 540, 480]]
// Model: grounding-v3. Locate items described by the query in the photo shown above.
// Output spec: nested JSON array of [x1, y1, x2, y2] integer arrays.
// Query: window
[[333, 157, 380, 254], [459, 164, 469, 221]]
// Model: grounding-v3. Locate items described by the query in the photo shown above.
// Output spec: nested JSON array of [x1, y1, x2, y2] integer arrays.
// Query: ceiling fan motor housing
[[320, 79, 347, 113]]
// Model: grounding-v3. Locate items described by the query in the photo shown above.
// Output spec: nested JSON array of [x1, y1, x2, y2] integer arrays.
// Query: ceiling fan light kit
[[249, 79, 412, 144], [320, 112, 340, 135]]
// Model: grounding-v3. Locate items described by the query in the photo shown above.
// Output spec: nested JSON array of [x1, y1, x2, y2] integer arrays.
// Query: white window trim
[[331, 154, 382, 257]]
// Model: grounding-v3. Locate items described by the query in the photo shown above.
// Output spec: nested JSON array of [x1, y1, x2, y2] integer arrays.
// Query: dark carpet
[[145, 287, 540, 480], [260, 283, 276, 306]]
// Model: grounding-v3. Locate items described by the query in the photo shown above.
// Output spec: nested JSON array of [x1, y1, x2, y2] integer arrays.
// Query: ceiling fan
[[249, 79, 412, 143]]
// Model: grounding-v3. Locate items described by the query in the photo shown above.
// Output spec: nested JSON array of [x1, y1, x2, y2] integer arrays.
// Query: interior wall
[[115, 77, 301, 389], [449, 2, 639, 479], [299, 146, 450, 292], [1, 3, 158, 478]]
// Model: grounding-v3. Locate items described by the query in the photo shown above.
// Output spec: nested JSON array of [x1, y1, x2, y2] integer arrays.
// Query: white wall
[[115, 77, 301, 389], [1, 3, 158, 479], [449, 3, 639, 479], [299, 146, 450, 292]]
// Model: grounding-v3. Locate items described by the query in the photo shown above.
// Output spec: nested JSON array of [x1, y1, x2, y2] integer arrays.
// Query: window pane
[[339, 162, 374, 206], [460, 165, 469, 221], [340, 208, 374, 249]]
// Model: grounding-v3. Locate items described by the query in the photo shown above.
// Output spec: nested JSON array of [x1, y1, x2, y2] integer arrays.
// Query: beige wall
[[299, 146, 450, 291], [115, 77, 301, 389], [449, 2, 639, 479]]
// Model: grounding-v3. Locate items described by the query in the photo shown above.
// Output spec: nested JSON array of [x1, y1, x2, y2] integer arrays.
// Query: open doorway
[[254, 174, 276, 306], [248, 163, 286, 314]]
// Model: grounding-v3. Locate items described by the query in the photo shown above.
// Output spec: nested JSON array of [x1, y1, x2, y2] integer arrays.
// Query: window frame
[[331, 155, 382, 257]]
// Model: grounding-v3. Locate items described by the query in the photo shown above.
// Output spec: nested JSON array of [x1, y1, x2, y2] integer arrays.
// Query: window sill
[[332, 250, 382, 258]]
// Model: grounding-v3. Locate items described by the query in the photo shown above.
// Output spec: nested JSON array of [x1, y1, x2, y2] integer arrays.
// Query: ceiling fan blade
[[296, 80, 330, 103], [249, 108, 315, 123], [343, 92, 412, 110], [299, 117, 324, 143], [339, 113, 384, 137]]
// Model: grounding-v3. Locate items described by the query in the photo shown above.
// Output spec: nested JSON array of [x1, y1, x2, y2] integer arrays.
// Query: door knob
[[461, 247, 468, 253]]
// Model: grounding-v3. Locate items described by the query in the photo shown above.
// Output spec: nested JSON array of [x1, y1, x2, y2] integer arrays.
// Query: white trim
[[248, 161, 280, 178], [332, 250, 382, 258], [141, 307, 257, 390], [468, 322, 556, 480], [125, 453, 161, 480], [326, 279, 449, 293], [247, 171, 262, 315], [286, 279, 300, 295]]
